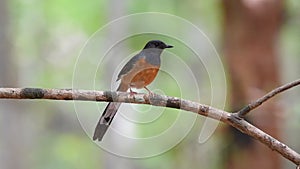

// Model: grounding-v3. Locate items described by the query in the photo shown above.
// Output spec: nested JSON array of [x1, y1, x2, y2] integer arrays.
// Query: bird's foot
[[144, 87, 154, 97], [129, 88, 137, 97]]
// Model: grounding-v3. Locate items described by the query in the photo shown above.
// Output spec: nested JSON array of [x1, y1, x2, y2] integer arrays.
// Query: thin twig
[[238, 79, 300, 117]]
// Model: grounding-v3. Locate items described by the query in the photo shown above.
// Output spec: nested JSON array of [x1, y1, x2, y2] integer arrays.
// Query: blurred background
[[0, 0, 300, 169]]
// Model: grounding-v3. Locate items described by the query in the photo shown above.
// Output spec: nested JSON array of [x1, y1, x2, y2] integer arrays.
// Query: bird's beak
[[166, 45, 173, 48]]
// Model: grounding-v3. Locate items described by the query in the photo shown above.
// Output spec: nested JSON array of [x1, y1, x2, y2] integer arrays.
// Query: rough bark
[[0, 86, 300, 166]]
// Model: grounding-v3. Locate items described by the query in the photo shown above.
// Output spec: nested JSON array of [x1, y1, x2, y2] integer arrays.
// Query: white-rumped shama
[[93, 40, 173, 141]]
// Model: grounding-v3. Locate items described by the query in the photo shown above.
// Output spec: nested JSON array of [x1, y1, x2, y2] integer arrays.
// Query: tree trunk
[[222, 0, 284, 169], [0, 1, 28, 169]]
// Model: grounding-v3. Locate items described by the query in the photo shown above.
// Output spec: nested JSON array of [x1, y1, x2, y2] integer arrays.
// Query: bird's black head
[[143, 40, 173, 49]]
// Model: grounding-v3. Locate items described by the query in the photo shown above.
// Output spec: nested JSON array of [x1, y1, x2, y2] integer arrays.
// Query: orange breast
[[130, 68, 159, 88], [120, 58, 160, 89]]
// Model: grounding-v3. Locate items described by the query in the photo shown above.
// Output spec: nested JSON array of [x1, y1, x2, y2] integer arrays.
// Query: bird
[[93, 40, 173, 141]]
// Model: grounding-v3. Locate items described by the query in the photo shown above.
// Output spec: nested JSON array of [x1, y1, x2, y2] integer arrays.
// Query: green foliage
[[34, 135, 100, 169]]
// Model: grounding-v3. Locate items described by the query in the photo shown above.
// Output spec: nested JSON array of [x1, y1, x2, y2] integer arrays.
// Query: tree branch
[[238, 79, 300, 117], [0, 85, 300, 166]]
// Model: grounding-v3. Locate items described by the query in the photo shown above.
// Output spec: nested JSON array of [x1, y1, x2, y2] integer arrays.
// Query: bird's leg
[[144, 86, 154, 96], [129, 87, 137, 96]]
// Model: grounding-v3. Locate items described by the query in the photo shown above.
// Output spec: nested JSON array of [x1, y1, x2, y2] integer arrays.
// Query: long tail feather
[[93, 83, 128, 141]]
